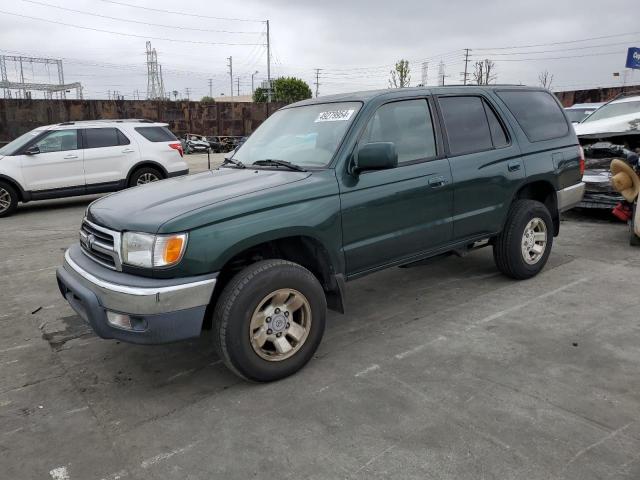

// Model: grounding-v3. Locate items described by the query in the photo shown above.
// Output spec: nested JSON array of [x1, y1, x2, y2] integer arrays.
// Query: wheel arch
[[126, 161, 169, 185], [0, 174, 27, 202], [512, 180, 559, 236]]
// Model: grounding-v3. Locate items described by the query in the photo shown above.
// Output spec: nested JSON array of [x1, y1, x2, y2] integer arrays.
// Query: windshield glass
[[565, 109, 593, 123], [583, 100, 640, 122], [232, 102, 361, 168], [0, 129, 42, 156]]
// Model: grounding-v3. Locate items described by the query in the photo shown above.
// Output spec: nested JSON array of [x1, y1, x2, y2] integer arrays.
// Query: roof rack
[[57, 118, 156, 126]]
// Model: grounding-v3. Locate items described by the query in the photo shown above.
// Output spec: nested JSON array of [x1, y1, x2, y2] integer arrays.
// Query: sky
[[0, 0, 639, 100]]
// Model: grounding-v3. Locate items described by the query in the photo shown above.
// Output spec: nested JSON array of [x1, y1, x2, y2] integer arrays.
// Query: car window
[[34, 130, 78, 153], [84, 128, 121, 149], [582, 100, 640, 122], [439, 96, 492, 156], [117, 129, 131, 145], [362, 99, 437, 164], [496, 90, 569, 142], [135, 126, 177, 142], [484, 101, 509, 148]]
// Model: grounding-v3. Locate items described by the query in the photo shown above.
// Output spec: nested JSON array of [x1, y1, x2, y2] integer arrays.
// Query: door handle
[[428, 176, 447, 188], [507, 161, 521, 172], [122, 148, 135, 153], [63, 154, 79, 159]]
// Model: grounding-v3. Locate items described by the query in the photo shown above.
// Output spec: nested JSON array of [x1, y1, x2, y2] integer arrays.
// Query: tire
[[631, 204, 640, 246], [493, 199, 554, 280], [0, 181, 18, 218], [128, 167, 163, 188], [213, 259, 327, 382]]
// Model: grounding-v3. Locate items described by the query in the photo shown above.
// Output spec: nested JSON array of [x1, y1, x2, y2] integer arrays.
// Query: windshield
[[583, 100, 640, 122], [231, 102, 361, 168], [0, 129, 43, 156], [565, 109, 593, 123]]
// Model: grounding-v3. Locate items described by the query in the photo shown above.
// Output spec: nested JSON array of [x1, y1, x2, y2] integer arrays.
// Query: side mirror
[[352, 142, 398, 174], [24, 146, 40, 155]]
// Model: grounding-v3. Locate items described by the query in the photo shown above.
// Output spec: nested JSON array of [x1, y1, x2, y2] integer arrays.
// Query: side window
[[496, 90, 569, 142], [34, 130, 78, 153], [362, 99, 436, 164], [84, 128, 120, 149], [439, 96, 492, 156], [117, 129, 131, 145], [483, 101, 509, 148]]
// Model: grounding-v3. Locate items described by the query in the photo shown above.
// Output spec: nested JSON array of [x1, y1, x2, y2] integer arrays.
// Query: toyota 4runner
[[56, 86, 585, 381]]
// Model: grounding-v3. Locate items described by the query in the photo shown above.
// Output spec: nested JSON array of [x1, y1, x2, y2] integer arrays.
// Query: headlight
[[121, 232, 187, 268]]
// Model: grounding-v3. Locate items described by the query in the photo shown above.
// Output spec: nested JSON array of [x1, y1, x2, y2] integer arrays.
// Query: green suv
[[57, 86, 585, 381]]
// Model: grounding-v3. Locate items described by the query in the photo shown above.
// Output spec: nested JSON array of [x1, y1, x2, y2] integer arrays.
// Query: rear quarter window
[[135, 126, 178, 142], [496, 90, 569, 142]]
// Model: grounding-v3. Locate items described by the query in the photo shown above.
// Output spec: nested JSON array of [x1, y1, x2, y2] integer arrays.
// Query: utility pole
[[266, 20, 271, 103], [227, 56, 233, 97], [438, 60, 447, 86], [236, 77, 240, 96], [314, 68, 321, 98], [208, 78, 213, 97], [461, 48, 471, 85], [185, 87, 191, 101], [251, 70, 259, 94]]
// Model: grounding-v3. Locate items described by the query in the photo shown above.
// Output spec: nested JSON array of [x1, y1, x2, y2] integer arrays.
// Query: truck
[[56, 86, 584, 382]]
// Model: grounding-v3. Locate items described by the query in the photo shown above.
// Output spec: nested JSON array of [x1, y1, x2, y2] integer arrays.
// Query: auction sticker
[[315, 109, 355, 122]]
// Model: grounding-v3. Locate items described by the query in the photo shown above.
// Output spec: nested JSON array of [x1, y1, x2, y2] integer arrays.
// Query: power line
[[475, 31, 640, 51], [486, 50, 624, 62], [19, 0, 263, 34], [476, 40, 640, 56], [96, 0, 263, 22], [0, 10, 265, 46]]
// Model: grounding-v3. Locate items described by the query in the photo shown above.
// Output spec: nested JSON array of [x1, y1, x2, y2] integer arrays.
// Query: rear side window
[[439, 96, 493, 156], [362, 99, 437, 164], [135, 126, 177, 142], [84, 128, 128, 148], [496, 90, 569, 142], [484, 103, 509, 148]]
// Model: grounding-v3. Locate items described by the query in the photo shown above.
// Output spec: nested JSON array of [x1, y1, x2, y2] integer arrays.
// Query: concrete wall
[[555, 84, 640, 107], [0, 99, 287, 142]]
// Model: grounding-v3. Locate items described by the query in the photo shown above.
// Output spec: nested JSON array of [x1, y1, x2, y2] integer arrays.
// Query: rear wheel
[[0, 181, 18, 218], [493, 199, 553, 279], [213, 259, 326, 382], [129, 167, 163, 187]]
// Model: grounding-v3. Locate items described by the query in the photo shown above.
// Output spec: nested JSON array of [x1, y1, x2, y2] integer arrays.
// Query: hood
[[88, 168, 311, 232], [574, 112, 640, 138]]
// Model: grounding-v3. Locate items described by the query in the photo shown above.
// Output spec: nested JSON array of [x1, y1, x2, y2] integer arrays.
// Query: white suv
[[0, 119, 188, 217]]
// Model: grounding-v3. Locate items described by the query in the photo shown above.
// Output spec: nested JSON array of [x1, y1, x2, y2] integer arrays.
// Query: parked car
[[182, 134, 210, 154], [564, 102, 604, 124], [206, 136, 225, 153], [574, 94, 640, 208], [57, 86, 583, 382], [0, 119, 187, 217]]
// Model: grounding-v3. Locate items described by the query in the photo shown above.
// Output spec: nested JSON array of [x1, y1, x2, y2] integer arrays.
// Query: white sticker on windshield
[[315, 109, 355, 122]]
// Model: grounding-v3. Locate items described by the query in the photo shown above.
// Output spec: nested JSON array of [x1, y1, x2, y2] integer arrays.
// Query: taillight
[[578, 146, 585, 176], [169, 142, 183, 157]]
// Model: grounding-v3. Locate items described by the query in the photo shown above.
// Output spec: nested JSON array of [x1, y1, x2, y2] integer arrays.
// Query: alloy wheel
[[137, 173, 159, 185], [0, 187, 11, 213], [249, 288, 312, 361], [521, 217, 547, 265]]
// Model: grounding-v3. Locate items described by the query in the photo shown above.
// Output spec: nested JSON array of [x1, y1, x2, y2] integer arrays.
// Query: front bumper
[[56, 244, 217, 344], [557, 182, 586, 212]]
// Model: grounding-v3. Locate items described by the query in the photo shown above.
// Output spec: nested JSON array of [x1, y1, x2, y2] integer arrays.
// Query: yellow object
[[610, 159, 640, 203], [163, 236, 186, 264]]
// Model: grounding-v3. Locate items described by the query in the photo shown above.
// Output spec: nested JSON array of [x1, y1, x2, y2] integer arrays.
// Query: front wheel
[[0, 181, 18, 218], [213, 260, 327, 382], [493, 199, 553, 279]]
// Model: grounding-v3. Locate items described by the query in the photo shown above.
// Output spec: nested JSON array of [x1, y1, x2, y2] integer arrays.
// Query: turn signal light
[[578, 146, 585, 176], [153, 233, 188, 267], [164, 236, 185, 264]]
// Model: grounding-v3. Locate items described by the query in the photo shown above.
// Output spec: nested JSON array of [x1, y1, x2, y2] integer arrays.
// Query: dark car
[[57, 86, 584, 382]]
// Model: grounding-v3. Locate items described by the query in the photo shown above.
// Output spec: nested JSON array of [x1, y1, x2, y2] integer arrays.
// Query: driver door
[[20, 129, 85, 191]]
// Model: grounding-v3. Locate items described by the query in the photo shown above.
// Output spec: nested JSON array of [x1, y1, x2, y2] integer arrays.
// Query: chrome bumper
[[557, 182, 585, 212], [62, 247, 216, 315]]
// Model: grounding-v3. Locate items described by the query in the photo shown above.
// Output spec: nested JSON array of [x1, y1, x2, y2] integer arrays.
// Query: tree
[[538, 70, 554, 90], [389, 59, 411, 88], [472, 59, 497, 85], [253, 77, 312, 103], [171, 90, 179, 101], [200, 96, 215, 103]]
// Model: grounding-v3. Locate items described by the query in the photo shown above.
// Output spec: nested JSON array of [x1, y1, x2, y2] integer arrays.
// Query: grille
[[79, 219, 122, 271]]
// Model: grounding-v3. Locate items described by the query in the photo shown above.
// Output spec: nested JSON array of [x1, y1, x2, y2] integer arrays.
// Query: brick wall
[[0, 99, 287, 141]]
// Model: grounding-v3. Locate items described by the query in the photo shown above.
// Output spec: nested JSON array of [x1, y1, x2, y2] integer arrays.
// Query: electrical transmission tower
[[146, 41, 165, 100], [314, 68, 321, 98], [227, 56, 233, 97], [438, 60, 447, 86], [460, 49, 471, 85], [0, 55, 82, 99], [421, 62, 428, 86]]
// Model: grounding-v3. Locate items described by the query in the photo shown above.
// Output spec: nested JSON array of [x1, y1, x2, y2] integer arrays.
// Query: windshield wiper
[[221, 157, 245, 169], [252, 159, 307, 172]]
